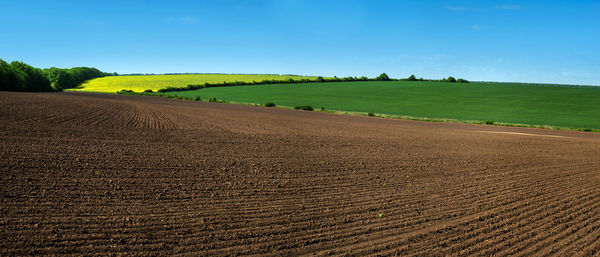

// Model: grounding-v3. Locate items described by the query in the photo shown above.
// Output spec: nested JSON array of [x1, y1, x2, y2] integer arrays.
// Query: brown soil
[[1, 91, 600, 256]]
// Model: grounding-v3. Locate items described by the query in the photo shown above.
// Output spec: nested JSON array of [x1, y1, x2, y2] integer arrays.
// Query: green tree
[[447, 76, 456, 82], [1, 59, 107, 92], [408, 74, 417, 81], [0, 59, 25, 91], [376, 73, 390, 81], [11, 61, 52, 91]]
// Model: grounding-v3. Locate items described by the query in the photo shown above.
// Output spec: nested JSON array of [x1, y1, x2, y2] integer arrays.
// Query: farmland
[[165, 81, 600, 130], [2, 91, 600, 256], [69, 74, 318, 93]]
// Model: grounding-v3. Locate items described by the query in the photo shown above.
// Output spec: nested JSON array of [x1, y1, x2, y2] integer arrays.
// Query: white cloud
[[495, 5, 523, 10], [445, 6, 468, 11]]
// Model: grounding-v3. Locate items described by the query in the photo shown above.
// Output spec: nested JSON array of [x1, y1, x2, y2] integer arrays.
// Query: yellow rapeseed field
[[69, 74, 318, 93]]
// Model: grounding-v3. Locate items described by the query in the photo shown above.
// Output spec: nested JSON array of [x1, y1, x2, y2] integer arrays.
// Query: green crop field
[[69, 74, 318, 93], [165, 81, 600, 130]]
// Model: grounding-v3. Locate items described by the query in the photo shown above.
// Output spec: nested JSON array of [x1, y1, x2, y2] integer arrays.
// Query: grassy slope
[[166, 81, 600, 130], [69, 74, 318, 93]]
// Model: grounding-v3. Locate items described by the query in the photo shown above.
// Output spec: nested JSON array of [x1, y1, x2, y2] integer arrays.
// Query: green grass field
[[69, 74, 318, 93], [165, 81, 600, 130]]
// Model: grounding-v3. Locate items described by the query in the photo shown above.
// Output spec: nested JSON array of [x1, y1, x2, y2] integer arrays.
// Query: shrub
[[294, 105, 313, 111], [264, 102, 276, 107], [368, 112, 375, 117], [320, 106, 325, 111], [208, 97, 218, 103], [582, 128, 593, 132], [194, 96, 201, 101], [117, 89, 135, 94], [485, 120, 494, 125], [144, 89, 153, 93]]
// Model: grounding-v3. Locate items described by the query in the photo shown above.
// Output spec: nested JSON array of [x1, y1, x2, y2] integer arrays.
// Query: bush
[[294, 105, 313, 111], [485, 120, 494, 125], [265, 102, 276, 107], [194, 96, 201, 101], [208, 97, 218, 103], [582, 128, 593, 132], [368, 112, 375, 117], [144, 89, 153, 93], [320, 106, 325, 111], [117, 89, 135, 94]]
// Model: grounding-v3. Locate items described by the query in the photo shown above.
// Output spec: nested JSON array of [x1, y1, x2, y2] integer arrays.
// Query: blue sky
[[1, 0, 599, 85]]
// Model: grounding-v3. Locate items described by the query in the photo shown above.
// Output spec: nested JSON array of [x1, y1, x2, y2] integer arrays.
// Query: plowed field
[[1, 91, 600, 256]]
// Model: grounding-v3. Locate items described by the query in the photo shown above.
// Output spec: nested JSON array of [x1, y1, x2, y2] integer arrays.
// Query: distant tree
[[44, 67, 106, 90], [407, 74, 417, 81], [376, 73, 390, 81], [447, 76, 456, 83], [457, 78, 469, 83], [44, 67, 70, 90]]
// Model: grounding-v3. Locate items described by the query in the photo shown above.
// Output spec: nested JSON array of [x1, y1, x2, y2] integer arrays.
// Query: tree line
[[157, 73, 469, 93], [382, 74, 469, 83], [0, 59, 110, 92]]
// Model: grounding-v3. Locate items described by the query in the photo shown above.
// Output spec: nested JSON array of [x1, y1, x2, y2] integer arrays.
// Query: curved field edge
[[159, 81, 600, 131], [111, 91, 600, 133], [211, 101, 600, 133], [67, 74, 319, 93]]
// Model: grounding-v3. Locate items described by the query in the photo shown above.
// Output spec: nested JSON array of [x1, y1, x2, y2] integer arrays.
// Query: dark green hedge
[[155, 73, 469, 93], [1, 60, 52, 92], [0, 58, 110, 92]]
